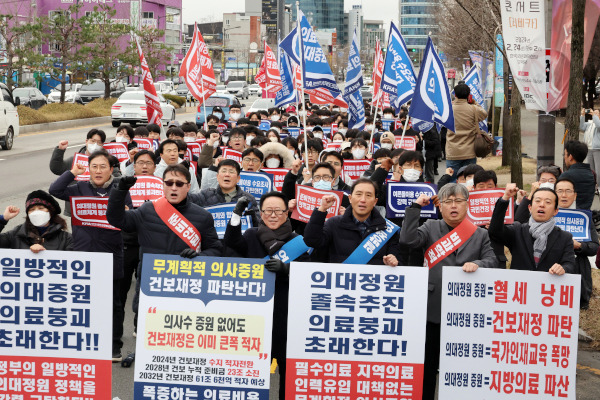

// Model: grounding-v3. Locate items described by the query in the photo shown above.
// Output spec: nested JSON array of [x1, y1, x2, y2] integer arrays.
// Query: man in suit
[[489, 183, 575, 275], [400, 183, 498, 400]]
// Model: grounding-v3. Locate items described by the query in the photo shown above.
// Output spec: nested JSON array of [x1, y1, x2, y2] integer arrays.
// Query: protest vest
[[153, 197, 201, 251], [263, 235, 312, 262], [343, 219, 400, 264], [424, 219, 477, 269]]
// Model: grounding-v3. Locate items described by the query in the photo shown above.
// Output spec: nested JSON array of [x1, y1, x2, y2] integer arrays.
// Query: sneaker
[[112, 351, 123, 363]]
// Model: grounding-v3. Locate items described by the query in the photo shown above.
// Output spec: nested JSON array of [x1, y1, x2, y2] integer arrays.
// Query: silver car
[[226, 81, 249, 99]]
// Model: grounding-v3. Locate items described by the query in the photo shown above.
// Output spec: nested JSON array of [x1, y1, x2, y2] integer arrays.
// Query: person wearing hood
[[260, 141, 295, 169], [287, 115, 300, 127], [0, 190, 72, 252], [49, 149, 133, 363], [210, 106, 230, 127], [154, 139, 200, 193]]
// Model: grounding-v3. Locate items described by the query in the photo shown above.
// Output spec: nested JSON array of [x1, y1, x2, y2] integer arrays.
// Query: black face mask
[[249, 120, 259, 126], [207, 124, 218, 129]]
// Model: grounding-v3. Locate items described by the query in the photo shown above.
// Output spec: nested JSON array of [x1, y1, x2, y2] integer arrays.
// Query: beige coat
[[445, 99, 488, 160]]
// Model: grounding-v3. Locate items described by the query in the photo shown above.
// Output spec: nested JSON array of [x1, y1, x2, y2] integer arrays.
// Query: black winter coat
[[489, 198, 576, 273], [423, 127, 442, 159], [559, 163, 596, 209], [0, 220, 73, 251], [107, 188, 222, 258], [189, 186, 260, 227], [304, 206, 400, 264], [49, 171, 132, 279]]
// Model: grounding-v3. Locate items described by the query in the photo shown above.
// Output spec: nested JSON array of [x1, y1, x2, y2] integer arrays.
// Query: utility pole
[[537, 0, 555, 167]]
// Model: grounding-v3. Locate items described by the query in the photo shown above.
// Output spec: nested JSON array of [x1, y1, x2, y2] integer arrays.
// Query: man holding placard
[[399, 183, 497, 400]]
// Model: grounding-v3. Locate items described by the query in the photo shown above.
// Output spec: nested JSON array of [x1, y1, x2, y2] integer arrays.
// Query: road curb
[[20, 116, 112, 134]]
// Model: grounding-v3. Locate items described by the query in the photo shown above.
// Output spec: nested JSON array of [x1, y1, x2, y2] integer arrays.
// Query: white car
[[216, 85, 227, 94], [111, 91, 176, 128], [246, 98, 275, 116], [0, 82, 20, 150], [47, 83, 83, 104], [249, 84, 262, 96]]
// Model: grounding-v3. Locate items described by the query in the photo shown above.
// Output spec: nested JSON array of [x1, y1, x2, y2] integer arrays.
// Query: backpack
[[584, 121, 595, 148]]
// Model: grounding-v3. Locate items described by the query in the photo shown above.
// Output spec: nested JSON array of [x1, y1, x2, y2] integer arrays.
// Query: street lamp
[[222, 25, 241, 82]]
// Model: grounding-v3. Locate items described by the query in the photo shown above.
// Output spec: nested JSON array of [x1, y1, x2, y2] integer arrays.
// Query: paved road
[[1, 103, 599, 399]]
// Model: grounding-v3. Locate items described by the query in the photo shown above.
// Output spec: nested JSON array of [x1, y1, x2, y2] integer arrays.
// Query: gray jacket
[[154, 158, 200, 194], [399, 205, 498, 323], [580, 115, 600, 150]]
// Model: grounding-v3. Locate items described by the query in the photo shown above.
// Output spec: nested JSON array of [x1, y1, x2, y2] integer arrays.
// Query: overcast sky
[[181, 0, 398, 35]]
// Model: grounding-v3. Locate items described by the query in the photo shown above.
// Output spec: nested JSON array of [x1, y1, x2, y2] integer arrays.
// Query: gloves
[[233, 197, 250, 216], [180, 160, 191, 170], [265, 258, 288, 274], [180, 248, 198, 259], [118, 176, 137, 190]]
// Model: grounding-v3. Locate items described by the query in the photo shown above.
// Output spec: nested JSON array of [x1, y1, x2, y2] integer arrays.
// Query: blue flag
[[343, 30, 365, 131], [275, 50, 297, 108], [381, 22, 416, 109], [279, 10, 340, 97], [409, 37, 455, 132], [463, 67, 489, 133]]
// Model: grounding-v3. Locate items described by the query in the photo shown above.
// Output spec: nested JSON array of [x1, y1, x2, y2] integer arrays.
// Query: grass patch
[[18, 99, 118, 126], [580, 269, 600, 349], [477, 156, 538, 175], [84, 98, 117, 115], [17, 105, 51, 125]]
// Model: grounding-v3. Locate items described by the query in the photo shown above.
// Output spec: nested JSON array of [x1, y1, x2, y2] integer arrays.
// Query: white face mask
[[365, 125, 374, 131], [213, 112, 223, 120], [115, 136, 128, 143], [539, 182, 555, 190], [246, 136, 255, 146], [29, 210, 50, 227], [352, 149, 366, 159], [265, 158, 280, 168], [271, 115, 280, 121], [269, 137, 278, 142], [381, 143, 393, 150], [333, 139, 343, 143], [466, 178, 474, 187], [184, 136, 195, 143], [337, 128, 347, 135], [383, 114, 394, 119], [230, 112, 241, 121], [222, 136, 229, 144], [402, 168, 421, 182], [212, 141, 220, 148], [313, 132, 323, 139], [87, 143, 101, 154]]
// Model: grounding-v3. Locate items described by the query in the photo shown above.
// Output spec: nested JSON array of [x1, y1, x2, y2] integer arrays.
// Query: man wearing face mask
[[350, 138, 369, 160], [211, 106, 229, 126], [50, 149, 134, 363], [287, 115, 300, 127], [382, 107, 395, 120], [311, 126, 325, 141], [228, 104, 242, 126], [269, 107, 281, 121], [0, 190, 72, 252], [50, 129, 108, 176], [205, 114, 221, 131]]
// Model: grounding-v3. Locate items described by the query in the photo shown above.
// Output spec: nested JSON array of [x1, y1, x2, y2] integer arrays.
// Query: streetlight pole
[[222, 25, 241, 83]]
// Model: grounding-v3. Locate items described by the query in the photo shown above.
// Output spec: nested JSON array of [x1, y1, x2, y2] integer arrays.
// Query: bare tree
[[565, 0, 586, 141], [131, 26, 174, 81], [0, 14, 40, 93]]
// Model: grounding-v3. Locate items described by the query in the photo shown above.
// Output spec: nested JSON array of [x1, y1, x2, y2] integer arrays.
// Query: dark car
[[79, 79, 126, 104], [12, 87, 47, 110]]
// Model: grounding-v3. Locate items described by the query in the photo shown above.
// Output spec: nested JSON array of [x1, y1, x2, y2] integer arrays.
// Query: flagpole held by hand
[[296, 1, 309, 169]]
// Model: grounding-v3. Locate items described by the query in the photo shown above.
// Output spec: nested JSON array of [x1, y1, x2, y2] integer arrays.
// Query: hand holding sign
[[3, 205, 19, 220], [318, 194, 338, 212], [503, 183, 519, 200], [549, 263, 566, 275], [462, 262, 479, 273], [71, 163, 87, 176], [415, 193, 431, 207], [58, 140, 69, 150]]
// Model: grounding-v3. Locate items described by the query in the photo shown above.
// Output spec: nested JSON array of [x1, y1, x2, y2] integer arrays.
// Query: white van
[[0, 83, 20, 150]]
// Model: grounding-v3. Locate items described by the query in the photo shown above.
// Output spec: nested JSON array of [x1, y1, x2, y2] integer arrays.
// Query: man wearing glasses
[[399, 183, 498, 400]]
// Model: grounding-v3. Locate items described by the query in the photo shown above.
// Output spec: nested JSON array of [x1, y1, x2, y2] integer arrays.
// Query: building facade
[[292, 0, 345, 44], [398, 0, 438, 65], [348, 4, 363, 47]]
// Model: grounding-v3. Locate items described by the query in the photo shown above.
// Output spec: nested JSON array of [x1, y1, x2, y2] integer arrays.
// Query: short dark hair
[[311, 162, 335, 177], [206, 114, 220, 124], [117, 124, 134, 138], [229, 104, 241, 110], [250, 136, 269, 147], [463, 163, 484, 178], [398, 150, 425, 169], [306, 138, 324, 153], [350, 138, 368, 148], [133, 149, 156, 164], [323, 151, 344, 166], [237, 117, 250, 125], [555, 177, 576, 192], [373, 148, 392, 159], [391, 148, 405, 160], [217, 159, 241, 175], [454, 83, 470, 99], [181, 121, 199, 133], [88, 149, 111, 165], [242, 147, 264, 162], [564, 140, 588, 163], [158, 138, 180, 154], [163, 164, 191, 183], [146, 123, 161, 134], [473, 170, 497, 186], [351, 178, 378, 195], [531, 187, 559, 209], [133, 126, 149, 137], [230, 127, 246, 138], [260, 191, 288, 210], [87, 128, 106, 143], [166, 127, 184, 138]]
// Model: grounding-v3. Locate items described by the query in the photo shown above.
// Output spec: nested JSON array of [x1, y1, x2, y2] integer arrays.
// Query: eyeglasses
[[89, 164, 109, 171], [243, 157, 261, 164], [230, 135, 244, 140], [306, 150, 319, 156], [261, 209, 287, 216], [539, 178, 557, 183], [326, 161, 342, 167], [135, 161, 154, 167], [164, 180, 188, 188], [312, 175, 333, 182], [441, 198, 467, 205], [556, 189, 575, 195]]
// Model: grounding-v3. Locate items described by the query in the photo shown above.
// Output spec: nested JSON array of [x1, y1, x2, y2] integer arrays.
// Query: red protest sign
[[262, 168, 289, 192], [70, 197, 119, 230], [395, 136, 417, 151], [466, 189, 514, 226], [186, 142, 202, 159], [223, 148, 242, 164], [196, 138, 207, 148], [326, 142, 342, 152], [291, 185, 343, 223], [217, 123, 228, 133], [71, 153, 90, 181], [395, 120, 403, 131], [133, 138, 153, 151], [103, 142, 129, 163], [189, 161, 198, 177], [130, 176, 164, 208], [342, 159, 372, 182], [331, 123, 338, 134]]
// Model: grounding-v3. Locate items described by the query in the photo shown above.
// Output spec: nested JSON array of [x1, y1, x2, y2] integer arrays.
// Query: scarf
[[528, 216, 555, 264], [256, 219, 293, 256], [90, 175, 114, 189]]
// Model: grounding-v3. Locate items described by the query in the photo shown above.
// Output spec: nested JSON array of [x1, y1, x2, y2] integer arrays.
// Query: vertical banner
[[439, 267, 580, 399], [134, 255, 275, 400], [494, 35, 505, 108], [72, 153, 90, 181], [0, 249, 113, 400], [500, 0, 547, 111], [286, 262, 429, 400]]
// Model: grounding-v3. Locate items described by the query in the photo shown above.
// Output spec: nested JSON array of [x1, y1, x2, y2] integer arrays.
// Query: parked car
[[249, 84, 262, 96], [12, 87, 47, 110], [0, 82, 20, 150], [111, 91, 176, 128], [226, 80, 249, 99], [245, 98, 275, 116], [154, 81, 178, 96], [47, 83, 83, 104], [360, 85, 373, 101], [196, 93, 244, 126], [79, 79, 126, 104], [176, 82, 191, 99], [216, 84, 227, 94]]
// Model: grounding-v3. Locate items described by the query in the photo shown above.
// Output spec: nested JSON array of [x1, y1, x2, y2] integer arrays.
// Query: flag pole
[[195, 24, 209, 130], [296, 2, 309, 169], [400, 114, 410, 146], [368, 35, 386, 153]]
